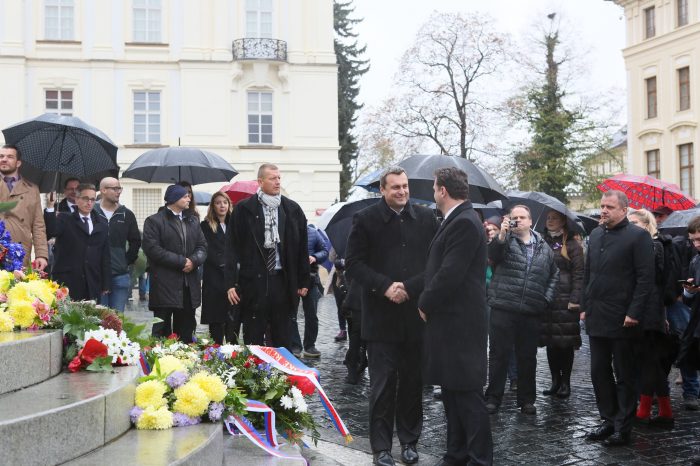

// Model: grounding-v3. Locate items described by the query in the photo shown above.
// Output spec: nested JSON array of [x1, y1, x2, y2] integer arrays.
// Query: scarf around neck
[[257, 188, 281, 248]]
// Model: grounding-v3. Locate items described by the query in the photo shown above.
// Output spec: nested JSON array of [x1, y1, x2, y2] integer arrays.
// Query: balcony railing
[[232, 38, 287, 62]]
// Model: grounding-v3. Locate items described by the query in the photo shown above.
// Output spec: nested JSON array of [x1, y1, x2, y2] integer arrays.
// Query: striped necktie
[[265, 247, 276, 272]]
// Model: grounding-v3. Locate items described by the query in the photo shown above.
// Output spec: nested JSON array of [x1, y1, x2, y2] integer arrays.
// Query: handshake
[[384, 282, 409, 304]]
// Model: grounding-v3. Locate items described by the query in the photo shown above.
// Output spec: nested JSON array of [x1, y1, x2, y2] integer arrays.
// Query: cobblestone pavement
[[126, 294, 700, 465]]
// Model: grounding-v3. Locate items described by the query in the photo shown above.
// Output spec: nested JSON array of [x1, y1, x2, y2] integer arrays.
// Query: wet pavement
[[126, 294, 700, 465]]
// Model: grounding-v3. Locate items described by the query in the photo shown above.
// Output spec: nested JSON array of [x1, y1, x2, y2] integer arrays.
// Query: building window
[[246, 0, 273, 38], [133, 188, 162, 229], [680, 143, 694, 197], [678, 0, 689, 27], [133, 0, 161, 43], [646, 76, 657, 118], [45, 0, 74, 40], [644, 6, 656, 39], [679, 67, 691, 111], [646, 149, 660, 178], [247, 91, 273, 144], [45, 90, 73, 116], [133, 91, 161, 144]]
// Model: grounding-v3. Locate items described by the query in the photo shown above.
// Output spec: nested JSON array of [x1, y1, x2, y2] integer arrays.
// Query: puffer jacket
[[487, 230, 559, 316]]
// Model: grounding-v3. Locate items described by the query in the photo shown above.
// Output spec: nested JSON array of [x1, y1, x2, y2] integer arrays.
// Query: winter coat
[[581, 218, 655, 339], [346, 198, 439, 342], [93, 203, 141, 276], [419, 202, 488, 391], [200, 219, 235, 324], [142, 208, 207, 309], [487, 230, 559, 316], [643, 237, 667, 333], [307, 225, 329, 274], [0, 178, 49, 265], [539, 233, 584, 348]]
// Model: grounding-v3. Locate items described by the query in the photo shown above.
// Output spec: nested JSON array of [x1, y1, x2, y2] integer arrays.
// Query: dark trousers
[[589, 336, 637, 434], [637, 330, 676, 397], [485, 309, 539, 406], [332, 280, 347, 331], [442, 389, 493, 466], [290, 273, 321, 350], [367, 340, 423, 453], [151, 287, 196, 343], [242, 274, 291, 349], [546, 346, 574, 382], [345, 306, 366, 369]]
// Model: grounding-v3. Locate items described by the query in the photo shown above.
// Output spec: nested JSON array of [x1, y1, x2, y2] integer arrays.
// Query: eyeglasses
[[105, 186, 123, 192], [79, 196, 96, 203]]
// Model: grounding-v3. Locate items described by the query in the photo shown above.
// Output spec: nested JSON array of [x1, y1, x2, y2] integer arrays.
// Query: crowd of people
[[6, 139, 700, 465]]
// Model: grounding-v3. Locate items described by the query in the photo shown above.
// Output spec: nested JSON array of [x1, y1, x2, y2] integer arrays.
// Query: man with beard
[[346, 166, 438, 466]]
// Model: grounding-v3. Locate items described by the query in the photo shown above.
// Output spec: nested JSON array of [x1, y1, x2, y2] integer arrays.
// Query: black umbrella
[[193, 191, 212, 206], [574, 213, 600, 235], [2, 113, 119, 192], [658, 207, 700, 236], [321, 198, 380, 257], [505, 190, 585, 235], [122, 147, 238, 185], [355, 155, 507, 204]]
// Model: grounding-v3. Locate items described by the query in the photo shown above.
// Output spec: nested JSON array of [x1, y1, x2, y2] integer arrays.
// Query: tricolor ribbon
[[138, 351, 151, 376], [244, 399, 282, 447], [225, 414, 308, 465]]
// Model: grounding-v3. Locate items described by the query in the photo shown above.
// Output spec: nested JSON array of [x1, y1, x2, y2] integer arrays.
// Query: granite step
[[65, 423, 223, 466], [0, 366, 139, 466], [0, 330, 63, 395]]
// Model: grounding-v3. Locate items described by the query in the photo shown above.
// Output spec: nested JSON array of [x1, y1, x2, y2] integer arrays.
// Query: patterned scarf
[[257, 188, 281, 248]]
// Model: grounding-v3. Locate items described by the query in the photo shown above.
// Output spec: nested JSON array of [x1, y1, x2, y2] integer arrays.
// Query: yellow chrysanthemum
[[0, 270, 13, 293], [157, 355, 186, 376], [8, 300, 35, 328], [25, 280, 55, 305], [189, 372, 227, 402], [136, 406, 173, 430], [173, 382, 209, 417], [134, 380, 168, 410], [6, 283, 30, 304], [0, 311, 13, 332]]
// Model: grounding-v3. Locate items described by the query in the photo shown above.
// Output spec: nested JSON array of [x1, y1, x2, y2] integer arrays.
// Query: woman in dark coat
[[200, 192, 236, 344], [540, 210, 584, 398]]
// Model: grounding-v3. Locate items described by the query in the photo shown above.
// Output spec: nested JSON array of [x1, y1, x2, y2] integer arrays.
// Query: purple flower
[[129, 406, 143, 424], [257, 363, 272, 373], [208, 402, 225, 422], [166, 371, 188, 389], [173, 413, 202, 427]]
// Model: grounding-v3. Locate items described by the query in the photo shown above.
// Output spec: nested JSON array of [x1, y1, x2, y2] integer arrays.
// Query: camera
[[509, 219, 519, 228]]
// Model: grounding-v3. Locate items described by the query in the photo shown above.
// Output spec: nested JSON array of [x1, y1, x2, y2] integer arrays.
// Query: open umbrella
[[597, 174, 696, 211], [2, 113, 119, 192], [505, 190, 585, 235], [122, 147, 237, 185], [220, 180, 259, 205], [193, 191, 212, 206], [574, 212, 600, 235], [355, 155, 507, 205], [658, 207, 700, 236], [322, 198, 380, 257]]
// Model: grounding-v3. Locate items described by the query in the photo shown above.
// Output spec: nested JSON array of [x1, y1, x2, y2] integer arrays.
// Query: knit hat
[[164, 184, 189, 205]]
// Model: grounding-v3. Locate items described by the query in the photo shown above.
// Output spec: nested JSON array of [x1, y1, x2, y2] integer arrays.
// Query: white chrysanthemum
[[290, 386, 303, 400], [218, 344, 237, 358], [280, 395, 294, 410], [294, 398, 308, 413]]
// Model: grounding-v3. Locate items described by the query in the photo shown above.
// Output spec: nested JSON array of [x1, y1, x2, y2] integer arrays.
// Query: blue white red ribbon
[[225, 414, 308, 465], [138, 351, 151, 376]]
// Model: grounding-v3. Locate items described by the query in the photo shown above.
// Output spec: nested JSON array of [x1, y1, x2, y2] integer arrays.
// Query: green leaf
[[86, 356, 113, 372]]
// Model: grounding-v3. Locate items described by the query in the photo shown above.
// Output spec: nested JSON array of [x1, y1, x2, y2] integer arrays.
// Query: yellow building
[[0, 0, 340, 224], [613, 0, 699, 199]]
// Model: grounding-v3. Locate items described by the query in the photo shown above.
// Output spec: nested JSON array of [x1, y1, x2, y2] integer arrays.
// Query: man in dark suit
[[346, 166, 438, 466], [418, 167, 492, 465], [226, 163, 310, 349], [57, 177, 80, 213], [44, 183, 110, 301]]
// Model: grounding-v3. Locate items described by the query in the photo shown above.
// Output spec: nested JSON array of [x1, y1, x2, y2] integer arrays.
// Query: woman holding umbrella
[[540, 210, 584, 398]]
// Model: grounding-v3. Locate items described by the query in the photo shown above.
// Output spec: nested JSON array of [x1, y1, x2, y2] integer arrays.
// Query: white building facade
[[0, 0, 340, 225], [614, 0, 700, 199]]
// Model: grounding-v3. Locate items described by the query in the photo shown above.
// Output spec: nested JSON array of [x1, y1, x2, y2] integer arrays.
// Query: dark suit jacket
[[346, 198, 438, 342], [201, 219, 234, 324], [44, 209, 111, 301], [57, 198, 75, 213], [418, 202, 488, 391]]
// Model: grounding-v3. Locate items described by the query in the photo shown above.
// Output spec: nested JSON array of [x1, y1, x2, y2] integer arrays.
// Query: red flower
[[230, 351, 238, 359], [252, 356, 264, 365], [288, 375, 316, 396], [68, 356, 83, 373], [167, 333, 179, 340], [80, 338, 109, 365]]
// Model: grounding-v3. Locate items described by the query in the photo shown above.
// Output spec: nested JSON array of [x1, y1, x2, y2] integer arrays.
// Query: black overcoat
[[44, 209, 111, 301], [142, 208, 207, 309], [581, 218, 655, 339], [200, 219, 234, 324], [228, 195, 310, 318], [418, 202, 488, 391], [345, 198, 438, 342]]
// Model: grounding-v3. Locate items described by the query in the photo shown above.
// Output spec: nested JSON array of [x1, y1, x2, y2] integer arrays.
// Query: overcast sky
[[351, 0, 628, 119]]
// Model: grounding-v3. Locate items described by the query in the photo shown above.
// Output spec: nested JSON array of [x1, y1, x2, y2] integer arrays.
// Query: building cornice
[[637, 128, 664, 138], [669, 121, 698, 131], [622, 23, 700, 58]]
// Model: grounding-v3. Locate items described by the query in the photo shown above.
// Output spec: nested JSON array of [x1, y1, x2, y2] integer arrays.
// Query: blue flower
[[208, 402, 225, 422], [172, 412, 202, 427], [166, 370, 189, 389]]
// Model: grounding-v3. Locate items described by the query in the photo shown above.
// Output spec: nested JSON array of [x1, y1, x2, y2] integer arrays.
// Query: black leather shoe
[[586, 424, 614, 441], [373, 450, 396, 466], [556, 382, 571, 398], [400, 444, 419, 464], [603, 431, 631, 446], [542, 375, 561, 395]]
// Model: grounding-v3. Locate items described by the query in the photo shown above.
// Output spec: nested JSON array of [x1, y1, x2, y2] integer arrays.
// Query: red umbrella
[[220, 180, 258, 205], [597, 174, 696, 211]]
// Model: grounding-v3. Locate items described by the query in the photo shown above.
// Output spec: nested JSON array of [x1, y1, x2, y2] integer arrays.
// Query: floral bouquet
[[0, 219, 25, 272], [0, 270, 66, 331], [68, 327, 141, 372]]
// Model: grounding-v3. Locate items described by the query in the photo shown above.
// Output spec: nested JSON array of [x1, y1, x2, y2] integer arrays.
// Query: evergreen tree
[[335, 0, 368, 200]]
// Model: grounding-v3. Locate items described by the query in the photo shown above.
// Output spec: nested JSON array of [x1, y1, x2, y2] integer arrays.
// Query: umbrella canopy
[[193, 191, 212, 206], [2, 113, 119, 192], [505, 190, 585, 235], [658, 207, 700, 236], [220, 180, 259, 205], [597, 174, 696, 211], [122, 147, 238, 185], [322, 198, 380, 257], [355, 155, 507, 204], [574, 212, 600, 235]]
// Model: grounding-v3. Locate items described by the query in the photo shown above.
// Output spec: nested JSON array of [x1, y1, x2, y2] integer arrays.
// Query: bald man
[[93, 177, 141, 311]]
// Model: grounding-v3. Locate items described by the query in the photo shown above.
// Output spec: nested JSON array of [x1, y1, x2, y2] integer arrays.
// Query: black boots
[[543, 373, 561, 395]]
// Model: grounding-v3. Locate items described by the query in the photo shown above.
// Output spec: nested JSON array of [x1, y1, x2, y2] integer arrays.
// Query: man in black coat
[[346, 167, 438, 466], [226, 163, 310, 349], [418, 167, 492, 466], [142, 185, 207, 343], [44, 183, 110, 301], [582, 190, 654, 446]]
